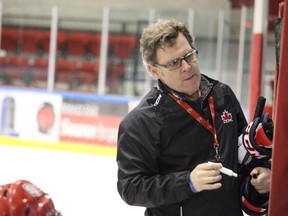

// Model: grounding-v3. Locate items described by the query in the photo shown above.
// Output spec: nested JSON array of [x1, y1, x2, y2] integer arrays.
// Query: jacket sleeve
[[116, 112, 193, 208]]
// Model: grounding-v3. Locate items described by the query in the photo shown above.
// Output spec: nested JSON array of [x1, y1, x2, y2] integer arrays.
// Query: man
[[117, 19, 271, 216]]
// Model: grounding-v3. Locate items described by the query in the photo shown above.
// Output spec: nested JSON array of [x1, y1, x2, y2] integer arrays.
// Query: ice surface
[[0, 145, 144, 216]]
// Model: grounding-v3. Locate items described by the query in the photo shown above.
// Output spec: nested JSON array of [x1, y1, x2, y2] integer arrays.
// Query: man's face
[[148, 33, 201, 100]]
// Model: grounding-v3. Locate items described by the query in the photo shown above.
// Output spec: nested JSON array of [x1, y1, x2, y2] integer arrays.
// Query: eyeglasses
[[154, 48, 198, 71]]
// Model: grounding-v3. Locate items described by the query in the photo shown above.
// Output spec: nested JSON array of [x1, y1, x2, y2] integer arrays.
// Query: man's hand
[[250, 167, 271, 194], [190, 162, 222, 192]]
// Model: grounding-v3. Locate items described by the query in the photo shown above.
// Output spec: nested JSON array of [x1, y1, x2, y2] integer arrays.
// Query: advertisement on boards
[[0, 90, 62, 142], [59, 98, 128, 147], [0, 88, 140, 153]]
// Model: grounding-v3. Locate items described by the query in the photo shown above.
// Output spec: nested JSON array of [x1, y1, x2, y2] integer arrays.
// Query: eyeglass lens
[[173, 51, 197, 69]]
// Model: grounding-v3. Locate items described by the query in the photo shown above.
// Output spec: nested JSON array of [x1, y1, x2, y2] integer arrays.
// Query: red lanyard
[[169, 93, 220, 161]]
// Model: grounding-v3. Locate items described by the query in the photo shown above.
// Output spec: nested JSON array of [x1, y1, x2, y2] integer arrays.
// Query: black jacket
[[117, 75, 247, 216]]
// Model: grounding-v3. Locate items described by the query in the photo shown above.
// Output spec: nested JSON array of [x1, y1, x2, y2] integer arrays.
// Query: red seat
[[33, 57, 49, 68], [2, 56, 29, 81], [78, 71, 98, 86], [110, 34, 138, 60], [56, 59, 80, 84], [107, 63, 125, 78], [40, 30, 51, 53], [1, 28, 20, 52], [33, 57, 48, 71], [21, 29, 45, 54], [56, 59, 80, 72], [78, 61, 99, 85], [89, 33, 101, 57], [107, 63, 126, 92], [0, 57, 6, 65], [32, 57, 49, 81], [67, 32, 92, 56], [5, 56, 29, 67], [79, 61, 99, 74], [42, 31, 68, 54]]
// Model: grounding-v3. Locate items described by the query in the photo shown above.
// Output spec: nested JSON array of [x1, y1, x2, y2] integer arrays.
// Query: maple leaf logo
[[221, 110, 233, 123]]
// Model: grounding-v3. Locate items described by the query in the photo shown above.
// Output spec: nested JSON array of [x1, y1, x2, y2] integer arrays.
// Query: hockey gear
[[241, 175, 269, 216], [242, 96, 273, 160], [253, 96, 266, 120], [254, 113, 273, 148], [242, 113, 273, 160], [0, 180, 62, 216], [0, 184, 10, 216]]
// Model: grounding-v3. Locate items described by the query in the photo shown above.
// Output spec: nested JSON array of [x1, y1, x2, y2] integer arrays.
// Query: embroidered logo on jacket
[[221, 110, 233, 123]]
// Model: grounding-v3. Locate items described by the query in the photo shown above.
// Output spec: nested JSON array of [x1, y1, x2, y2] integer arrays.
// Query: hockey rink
[[0, 144, 251, 216], [0, 145, 144, 216]]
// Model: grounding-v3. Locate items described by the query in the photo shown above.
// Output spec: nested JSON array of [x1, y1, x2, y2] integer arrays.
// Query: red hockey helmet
[[0, 180, 61, 216], [0, 183, 11, 216], [0, 198, 10, 216]]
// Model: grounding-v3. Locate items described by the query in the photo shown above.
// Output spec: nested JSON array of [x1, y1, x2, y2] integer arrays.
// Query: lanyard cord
[[168, 93, 220, 161]]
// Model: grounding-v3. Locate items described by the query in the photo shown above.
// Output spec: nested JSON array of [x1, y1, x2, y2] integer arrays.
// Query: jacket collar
[[157, 74, 215, 101]]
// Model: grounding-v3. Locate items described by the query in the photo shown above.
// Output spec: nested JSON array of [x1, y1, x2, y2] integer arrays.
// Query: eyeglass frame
[[154, 48, 198, 71]]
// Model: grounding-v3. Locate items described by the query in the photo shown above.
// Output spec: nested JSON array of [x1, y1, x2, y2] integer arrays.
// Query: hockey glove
[[241, 175, 269, 216], [242, 113, 273, 160]]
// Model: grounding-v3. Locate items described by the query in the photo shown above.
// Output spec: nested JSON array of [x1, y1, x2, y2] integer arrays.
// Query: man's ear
[[147, 64, 159, 80]]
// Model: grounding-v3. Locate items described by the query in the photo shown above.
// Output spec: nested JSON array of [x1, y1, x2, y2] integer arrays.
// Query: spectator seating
[[89, 33, 101, 57], [1, 26, 138, 92], [21, 29, 45, 54], [107, 63, 125, 92], [41, 31, 68, 56], [67, 32, 93, 57], [78, 60, 99, 86], [1, 28, 20, 53], [0, 56, 30, 84], [110, 34, 138, 60], [4, 55, 29, 67], [56, 58, 80, 86], [80, 60, 99, 74], [32, 57, 49, 82]]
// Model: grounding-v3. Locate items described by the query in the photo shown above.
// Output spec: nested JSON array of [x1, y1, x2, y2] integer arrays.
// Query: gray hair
[[140, 19, 194, 66]]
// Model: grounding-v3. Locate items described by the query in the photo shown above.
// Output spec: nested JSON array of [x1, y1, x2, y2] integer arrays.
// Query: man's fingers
[[202, 173, 222, 183], [190, 162, 223, 192], [202, 182, 222, 190], [250, 167, 271, 194]]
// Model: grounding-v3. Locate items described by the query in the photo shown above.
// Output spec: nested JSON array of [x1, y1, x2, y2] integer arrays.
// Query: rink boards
[[0, 87, 140, 157]]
